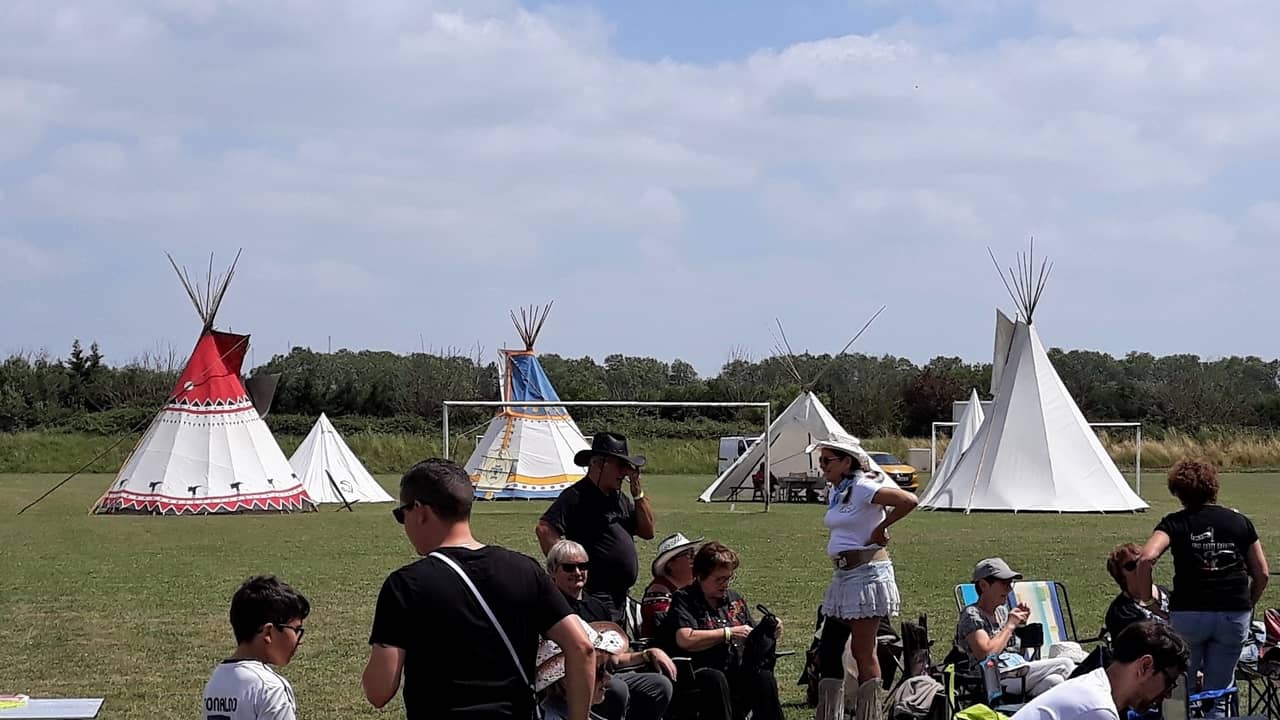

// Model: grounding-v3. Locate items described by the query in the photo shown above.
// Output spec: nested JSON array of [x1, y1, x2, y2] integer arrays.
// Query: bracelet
[[642, 649, 652, 663], [723, 627, 731, 644], [633, 490, 645, 500]]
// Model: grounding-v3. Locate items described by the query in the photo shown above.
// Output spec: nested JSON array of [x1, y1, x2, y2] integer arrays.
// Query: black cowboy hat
[[574, 431, 647, 469]]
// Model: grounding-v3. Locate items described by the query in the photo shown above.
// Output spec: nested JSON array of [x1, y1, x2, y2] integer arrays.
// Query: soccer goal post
[[929, 420, 1144, 495], [442, 400, 776, 509]]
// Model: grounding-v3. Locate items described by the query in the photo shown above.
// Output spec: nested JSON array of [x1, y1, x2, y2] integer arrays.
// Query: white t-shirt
[[824, 471, 889, 555], [1010, 667, 1119, 720], [202, 659, 297, 720]]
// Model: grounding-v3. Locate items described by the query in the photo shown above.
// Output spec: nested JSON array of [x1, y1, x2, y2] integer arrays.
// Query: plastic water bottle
[[981, 656, 1001, 698]]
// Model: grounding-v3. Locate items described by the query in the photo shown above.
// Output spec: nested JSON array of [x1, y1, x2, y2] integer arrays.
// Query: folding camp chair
[[954, 580, 1104, 656]]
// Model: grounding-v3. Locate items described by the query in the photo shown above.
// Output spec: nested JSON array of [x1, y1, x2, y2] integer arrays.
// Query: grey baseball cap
[[972, 557, 1023, 582]]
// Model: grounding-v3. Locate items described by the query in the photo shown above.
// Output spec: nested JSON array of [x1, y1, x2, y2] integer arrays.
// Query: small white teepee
[[94, 253, 313, 515], [465, 304, 588, 500], [920, 388, 985, 503], [291, 414, 393, 504], [698, 391, 886, 502], [919, 246, 1147, 513]]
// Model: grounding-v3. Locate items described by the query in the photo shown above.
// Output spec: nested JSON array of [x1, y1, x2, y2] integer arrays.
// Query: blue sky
[[2, 1, 1279, 376]]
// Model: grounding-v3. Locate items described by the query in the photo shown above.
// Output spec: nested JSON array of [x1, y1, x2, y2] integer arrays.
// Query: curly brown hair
[[1105, 542, 1142, 590], [1166, 459, 1219, 508], [692, 541, 739, 580]]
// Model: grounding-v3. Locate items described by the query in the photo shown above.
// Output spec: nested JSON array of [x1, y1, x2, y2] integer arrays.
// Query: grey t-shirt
[[954, 604, 1020, 663]]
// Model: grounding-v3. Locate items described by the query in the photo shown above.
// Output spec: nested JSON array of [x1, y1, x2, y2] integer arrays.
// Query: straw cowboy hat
[[534, 619, 628, 692], [651, 532, 704, 578], [574, 432, 647, 469], [805, 437, 873, 472]]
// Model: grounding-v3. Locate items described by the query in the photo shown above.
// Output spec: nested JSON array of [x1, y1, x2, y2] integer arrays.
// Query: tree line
[[3, 341, 1280, 438]]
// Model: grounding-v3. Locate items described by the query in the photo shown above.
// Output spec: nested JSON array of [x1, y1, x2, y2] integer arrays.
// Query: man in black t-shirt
[[362, 458, 596, 720], [537, 432, 656, 617]]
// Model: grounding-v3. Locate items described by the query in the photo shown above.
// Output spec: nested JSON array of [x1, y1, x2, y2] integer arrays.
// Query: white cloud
[[2, 1, 1279, 370]]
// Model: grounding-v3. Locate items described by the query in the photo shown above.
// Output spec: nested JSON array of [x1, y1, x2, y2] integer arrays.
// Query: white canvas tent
[[919, 249, 1147, 513], [93, 253, 313, 515], [465, 304, 588, 500], [291, 413, 393, 504], [925, 388, 985, 495], [698, 391, 886, 502]]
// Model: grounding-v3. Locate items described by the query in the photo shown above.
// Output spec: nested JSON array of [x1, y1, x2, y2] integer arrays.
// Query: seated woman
[[536, 619, 627, 720], [1104, 542, 1170, 640], [545, 539, 675, 720], [955, 558, 1077, 698], [640, 532, 702, 638], [658, 541, 785, 720]]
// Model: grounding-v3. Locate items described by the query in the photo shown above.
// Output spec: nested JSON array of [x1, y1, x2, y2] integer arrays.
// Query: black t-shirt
[[368, 545, 573, 719], [657, 583, 755, 670], [564, 592, 614, 624], [1155, 504, 1259, 611], [541, 478, 639, 603], [1104, 585, 1170, 640]]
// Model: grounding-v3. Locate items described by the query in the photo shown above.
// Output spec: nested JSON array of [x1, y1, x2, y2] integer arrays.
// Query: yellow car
[[868, 452, 919, 493]]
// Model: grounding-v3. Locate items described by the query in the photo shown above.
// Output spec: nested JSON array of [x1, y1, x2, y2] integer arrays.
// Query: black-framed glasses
[[1158, 666, 1181, 693], [272, 623, 305, 641], [558, 562, 590, 573], [595, 663, 611, 681], [392, 501, 417, 524]]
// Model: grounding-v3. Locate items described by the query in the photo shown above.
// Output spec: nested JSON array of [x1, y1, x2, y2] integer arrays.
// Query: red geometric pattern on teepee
[[169, 330, 252, 409], [105, 486, 313, 515]]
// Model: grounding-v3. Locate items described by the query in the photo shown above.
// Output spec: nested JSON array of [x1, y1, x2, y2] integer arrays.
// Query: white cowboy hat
[[651, 532, 705, 578], [534, 619, 627, 691], [805, 437, 872, 471]]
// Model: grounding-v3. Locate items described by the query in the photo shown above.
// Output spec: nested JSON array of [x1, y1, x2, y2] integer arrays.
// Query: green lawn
[[2, 472, 1276, 719]]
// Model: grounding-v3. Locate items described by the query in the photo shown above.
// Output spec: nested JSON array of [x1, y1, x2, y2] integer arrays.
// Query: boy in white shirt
[[1011, 621, 1189, 720], [203, 575, 310, 720]]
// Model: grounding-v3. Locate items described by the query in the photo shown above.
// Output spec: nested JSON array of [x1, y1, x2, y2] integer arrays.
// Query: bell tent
[[917, 247, 1147, 513], [290, 413, 393, 505], [94, 253, 313, 514], [464, 304, 589, 500]]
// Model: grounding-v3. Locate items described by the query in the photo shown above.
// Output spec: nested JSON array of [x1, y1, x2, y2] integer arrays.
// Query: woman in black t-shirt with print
[[1136, 460, 1270, 718]]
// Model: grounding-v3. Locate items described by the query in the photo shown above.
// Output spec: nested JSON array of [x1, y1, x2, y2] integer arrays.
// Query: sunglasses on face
[[1123, 559, 1139, 572], [595, 663, 610, 681], [558, 562, 589, 573], [392, 501, 416, 524], [818, 455, 842, 466]]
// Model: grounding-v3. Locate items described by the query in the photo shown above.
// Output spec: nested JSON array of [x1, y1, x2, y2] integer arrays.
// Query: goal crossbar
[[442, 400, 776, 510], [929, 420, 1144, 494]]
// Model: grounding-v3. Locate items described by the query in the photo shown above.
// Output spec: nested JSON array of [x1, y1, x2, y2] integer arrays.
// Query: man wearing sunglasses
[[1105, 543, 1171, 641], [1011, 620, 1190, 720], [537, 432, 656, 622], [363, 459, 597, 720]]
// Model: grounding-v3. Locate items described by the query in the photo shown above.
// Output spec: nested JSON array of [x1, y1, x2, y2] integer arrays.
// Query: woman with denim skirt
[[1136, 459, 1270, 718], [808, 438, 918, 720]]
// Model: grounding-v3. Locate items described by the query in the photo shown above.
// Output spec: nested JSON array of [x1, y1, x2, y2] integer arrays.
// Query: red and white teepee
[[93, 253, 314, 515]]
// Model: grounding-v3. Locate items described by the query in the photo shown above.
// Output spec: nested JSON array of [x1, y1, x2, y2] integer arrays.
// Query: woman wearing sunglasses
[[1105, 542, 1170, 640], [808, 439, 918, 720]]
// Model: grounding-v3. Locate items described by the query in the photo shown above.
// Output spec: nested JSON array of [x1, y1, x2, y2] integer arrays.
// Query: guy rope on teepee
[[698, 306, 888, 503], [86, 252, 315, 515], [917, 240, 1147, 513]]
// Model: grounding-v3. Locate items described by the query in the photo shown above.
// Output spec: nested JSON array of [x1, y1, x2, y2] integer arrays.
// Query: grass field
[[2, 472, 1277, 719]]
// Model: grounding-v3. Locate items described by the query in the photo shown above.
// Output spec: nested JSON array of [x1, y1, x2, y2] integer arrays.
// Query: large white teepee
[[291, 413, 393, 504], [922, 388, 985, 499], [465, 304, 588, 500], [919, 248, 1147, 513], [698, 391, 886, 502], [94, 253, 313, 515]]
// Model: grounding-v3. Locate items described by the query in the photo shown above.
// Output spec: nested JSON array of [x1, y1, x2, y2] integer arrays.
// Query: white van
[[717, 435, 759, 475]]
